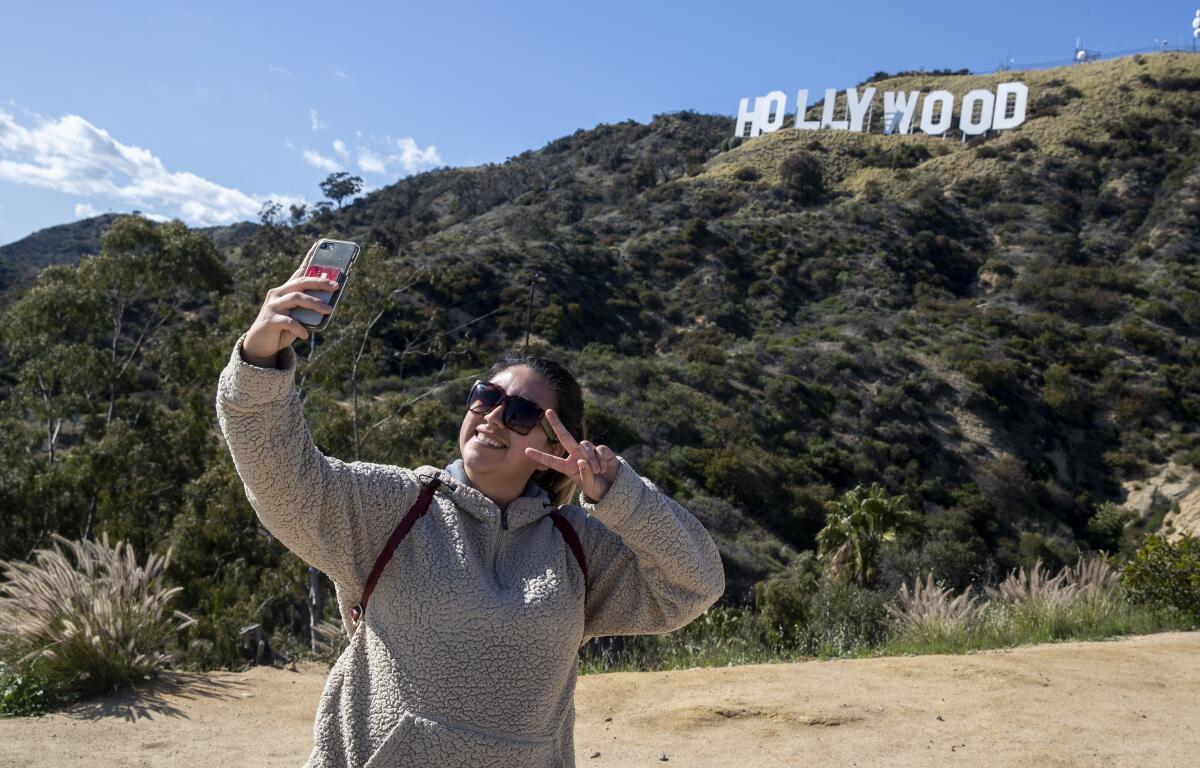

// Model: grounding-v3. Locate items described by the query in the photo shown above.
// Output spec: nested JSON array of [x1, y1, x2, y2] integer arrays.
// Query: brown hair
[[484, 354, 586, 508]]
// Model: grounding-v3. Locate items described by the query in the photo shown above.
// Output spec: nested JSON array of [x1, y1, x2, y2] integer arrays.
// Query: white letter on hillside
[[735, 91, 789, 137], [847, 87, 876, 132], [883, 91, 919, 134], [920, 90, 954, 135], [758, 90, 788, 134], [735, 97, 756, 138], [794, 89, 821, 130], [992, 82, 1029, 130], [820, 88, 849, 130], [959, 89, 996, 136]]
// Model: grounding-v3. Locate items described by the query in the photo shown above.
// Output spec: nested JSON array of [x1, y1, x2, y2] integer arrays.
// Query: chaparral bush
[[1121, 534, 1200, 625]]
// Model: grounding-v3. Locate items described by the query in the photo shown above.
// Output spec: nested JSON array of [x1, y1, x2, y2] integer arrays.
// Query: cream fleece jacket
[[214, 333, 726, 768]]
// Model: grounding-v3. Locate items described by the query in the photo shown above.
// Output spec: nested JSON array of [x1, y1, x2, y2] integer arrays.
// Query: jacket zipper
[[489, 504, 507, 586]]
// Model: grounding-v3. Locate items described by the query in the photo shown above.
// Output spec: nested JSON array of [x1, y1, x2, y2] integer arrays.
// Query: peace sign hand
[[525, 409, 620, 502]]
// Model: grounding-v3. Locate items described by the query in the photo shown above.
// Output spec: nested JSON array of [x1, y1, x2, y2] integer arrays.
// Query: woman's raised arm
[[574, 455, 726, 642], [215, 252, 418, 595], [216, 333, 421, 595]]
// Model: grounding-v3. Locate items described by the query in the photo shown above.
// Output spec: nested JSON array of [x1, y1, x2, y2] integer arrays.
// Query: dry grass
[[985, 557, 1076, 606], [985, 556, 1120, 608], [880, 556, 1167, 654], [886, 573, 982, 644], [0, 534, 194, 697]]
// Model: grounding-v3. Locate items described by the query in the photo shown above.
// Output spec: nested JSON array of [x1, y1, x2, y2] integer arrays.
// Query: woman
[[215, 254, 725, 767]]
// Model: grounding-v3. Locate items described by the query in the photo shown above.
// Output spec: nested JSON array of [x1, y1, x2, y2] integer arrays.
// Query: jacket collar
[[413, 459, 557, 531]]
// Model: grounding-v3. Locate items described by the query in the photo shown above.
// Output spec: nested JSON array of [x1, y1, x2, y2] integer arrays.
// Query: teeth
[[475, 433, 505, 448]]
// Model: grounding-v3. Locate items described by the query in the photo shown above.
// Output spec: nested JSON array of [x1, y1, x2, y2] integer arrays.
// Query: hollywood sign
[[735, 83, 1029, 138]]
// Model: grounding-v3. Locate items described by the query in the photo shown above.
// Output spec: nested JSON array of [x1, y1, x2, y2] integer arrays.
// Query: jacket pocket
[[367, 709, 563, 768]]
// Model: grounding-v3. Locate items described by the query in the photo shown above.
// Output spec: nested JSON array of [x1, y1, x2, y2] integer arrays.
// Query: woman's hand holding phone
[[241, 243, 339, 367]]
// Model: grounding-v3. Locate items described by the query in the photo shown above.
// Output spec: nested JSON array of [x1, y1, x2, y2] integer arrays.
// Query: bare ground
[[2, 632, 1198, 767]]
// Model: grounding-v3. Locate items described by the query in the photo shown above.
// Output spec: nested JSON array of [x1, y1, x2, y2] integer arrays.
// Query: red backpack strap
[[351, 475, 441, 624], [549, 508, 588, 590]]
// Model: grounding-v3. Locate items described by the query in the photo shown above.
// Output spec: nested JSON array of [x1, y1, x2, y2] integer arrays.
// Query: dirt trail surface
[[2, 632, 1197, 767]]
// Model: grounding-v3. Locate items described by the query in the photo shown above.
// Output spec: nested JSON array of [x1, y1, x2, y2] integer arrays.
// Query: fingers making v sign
[[524, 409, 620, 503]]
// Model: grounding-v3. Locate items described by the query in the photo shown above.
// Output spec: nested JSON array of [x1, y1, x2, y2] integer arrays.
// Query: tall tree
[[320, 172, 364, 208], [0, 216, 230, 555]]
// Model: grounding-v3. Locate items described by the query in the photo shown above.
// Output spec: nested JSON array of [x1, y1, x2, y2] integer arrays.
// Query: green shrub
[[1042, 364, 1090, 423], [800, 579, 889, 655], [1086, 501, 1132, 553], [1176, 447, 1200, 470], [733, 165, 760, 182], [1153, 76, 1200, 92], [1121, 534, 1200, 624], [959, 358, 1027, 409], [860, 143, 931, 169], [681, 217, 709, 245], [778, 151, 825, 205], [0, 657, 75, 717], [0, 534, 195, 701], [578, 604, 779, 673], [752, 552, 821, 645]]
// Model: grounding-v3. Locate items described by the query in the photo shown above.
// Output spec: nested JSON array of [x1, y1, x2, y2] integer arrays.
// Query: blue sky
[[0, 0, 1194, 246]]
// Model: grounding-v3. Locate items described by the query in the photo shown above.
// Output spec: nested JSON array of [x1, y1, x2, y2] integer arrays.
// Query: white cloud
[[74, 202, 98, 218], [302, 149, 341, 173], [0, 108, 264, 226], [309, 109, 326, 131], [392, 137, 442, 174], [334, 70, 349, 80], [291, 134, 441, 180], [356, 150, 387, 174], [349, 137, 442, 177], [269, 65, 294, 78]]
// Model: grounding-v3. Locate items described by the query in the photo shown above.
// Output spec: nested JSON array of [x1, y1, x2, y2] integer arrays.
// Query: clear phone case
[[291, 239, 359, 332]]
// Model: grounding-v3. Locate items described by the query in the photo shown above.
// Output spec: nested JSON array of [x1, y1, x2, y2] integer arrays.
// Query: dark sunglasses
[[467, 380, 559, 442]]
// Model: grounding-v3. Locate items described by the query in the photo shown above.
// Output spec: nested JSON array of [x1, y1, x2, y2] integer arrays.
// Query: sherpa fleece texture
[[215, 333, 726, 768]]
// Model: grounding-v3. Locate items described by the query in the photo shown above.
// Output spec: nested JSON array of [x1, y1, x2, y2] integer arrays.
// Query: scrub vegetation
[[2, 53, 1199, 709]]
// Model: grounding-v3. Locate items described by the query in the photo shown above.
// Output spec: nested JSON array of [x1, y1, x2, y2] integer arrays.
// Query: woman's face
[[457, 365, 563, 488]]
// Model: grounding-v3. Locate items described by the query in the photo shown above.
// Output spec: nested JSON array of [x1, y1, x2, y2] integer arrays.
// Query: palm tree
[[816, 483, 919, 586]]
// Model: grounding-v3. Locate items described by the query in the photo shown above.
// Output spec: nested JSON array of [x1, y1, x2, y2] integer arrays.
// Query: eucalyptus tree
[[0, 215, 229, 555]]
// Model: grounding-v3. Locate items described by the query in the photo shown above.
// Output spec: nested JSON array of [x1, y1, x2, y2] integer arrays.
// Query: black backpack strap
[[351, 475, 441, 624], [549, 508, 588, 593]]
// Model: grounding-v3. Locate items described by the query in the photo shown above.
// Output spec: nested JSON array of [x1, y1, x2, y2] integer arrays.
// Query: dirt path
[[2, 632, 1198, 767]]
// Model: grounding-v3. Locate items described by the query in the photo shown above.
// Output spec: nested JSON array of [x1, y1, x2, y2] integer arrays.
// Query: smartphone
[[291, 238, 360, 332]]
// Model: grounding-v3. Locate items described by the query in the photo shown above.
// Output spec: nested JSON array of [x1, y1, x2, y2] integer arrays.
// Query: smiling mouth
[[474, 433, 506, 449]]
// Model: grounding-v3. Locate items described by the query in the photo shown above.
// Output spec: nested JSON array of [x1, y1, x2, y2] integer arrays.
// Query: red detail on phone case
[[305, 265, 342, 282]]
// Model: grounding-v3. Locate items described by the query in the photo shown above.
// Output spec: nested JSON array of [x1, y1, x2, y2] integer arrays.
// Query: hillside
[[0, 52, 1198, 660], [307, 52, 1200, 589], [0, 216, 256, 300]]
